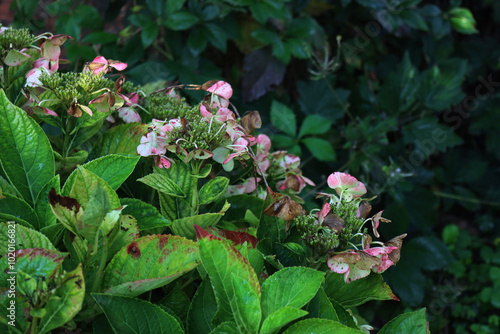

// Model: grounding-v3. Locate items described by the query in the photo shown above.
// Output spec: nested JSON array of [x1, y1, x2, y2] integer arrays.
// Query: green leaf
[[330, 299, 358, 329], [297, 80, 349, 122], [324, 273, 399, 308], [142, 21, 160, 48], [283, 318, 364, 333], [80, 31, 118, 44], [231, 274, 261, 334], [210, 321, 239, 333], [378, 52, 420, 113], [187, 27, 208, 55], [301, 137, 336, 161], [165, 11, 199, 31], [165, 0, 186, 14], [0, 193, 38, 229], [93, 294, 183, 334], [34, 175, 60, 229], [197, 234, 260, 326], [260, 307, 308, 334], [204, 23, 227, 52], [158, 163, 195, 220], [146, 0, 164, 16], [298, 115, 332, 138], [187, 280, 217, 334], [102, 234, 199, 296], [88, 123, 147, 160], [76, 185, 110, 241], [0, 89, 55, 206], [261, 267, 324, 319], [138, 172, 185, 197], [199, 177, 229, 205], [62, 166, 121, 210], [418, 59, 467, 110], [83, 155, 140, 191], [0, 222, 55, 255], [306, 287, 338, 321], [378, 308, 428, 334], [449, 7, 478, 34], [121, 198, 171, 231], [171, 212, 224, 239], [402, 117, 463, 158], [403, 236, 454, 271], [38, 264, 85, 334], [400, 10, 428, 31], [0, 249, 66, 286], [270, 100, 296, 137]]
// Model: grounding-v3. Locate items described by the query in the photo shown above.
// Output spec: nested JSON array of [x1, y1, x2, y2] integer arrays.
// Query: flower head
[[327, 172, 366, 201]]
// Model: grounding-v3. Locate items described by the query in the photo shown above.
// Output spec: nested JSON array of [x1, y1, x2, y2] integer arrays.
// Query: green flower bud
[[448, 8, 478, 35]]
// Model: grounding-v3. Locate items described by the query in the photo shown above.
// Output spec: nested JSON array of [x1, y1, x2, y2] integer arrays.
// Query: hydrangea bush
[[0, 25, 427, 334]]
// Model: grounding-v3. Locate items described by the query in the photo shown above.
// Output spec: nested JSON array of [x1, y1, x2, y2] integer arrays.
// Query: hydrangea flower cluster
[[136, 81, 315, 197], [294, 172, 406, 283]]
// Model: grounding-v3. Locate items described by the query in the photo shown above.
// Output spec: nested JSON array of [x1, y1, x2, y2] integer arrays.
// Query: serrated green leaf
[[324, 273, 399, 308], [330, 299, 358, 329], [88, 123, 147, 160], [38, 264, 85, 334], [62, 166, 121, 210], [165, 11, 199, 30], [76, 185, 109, 241], [0, 89, 55, 206], [231, 274, 261, 334], [187, 280, 217, 334], [261, 267, 324, 319], [171, 213, 224, 239], [260, 307, 308, 334], [83, 155, 140, 191], [301, 137, 336, 161], [94, 294, 183, 334], [210, 321, 239, 333], [0, 193, 38, 229], [0, 222, 55, 255], [138, 172, 185, 198], [198, 235, 260, 327], [306, 287, 338, 321], [378, 308, 428, 334], [298, 115, 332, 138], [121, 198, 171, 231], [0, 249, 66, 286], [34, 175, 60, 229], [102, 235, 199, 296], [199, 177, 229, 205], [283, 318, 363, 333], [270, 100, 296, 137]]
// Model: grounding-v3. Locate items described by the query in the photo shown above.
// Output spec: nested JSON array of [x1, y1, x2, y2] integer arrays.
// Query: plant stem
[[1, 59, 9, 90], [432, 190, 500, 207], [190, 162, 200, 215], [91, 236, 109, 293], [31, 316, 39, 334]]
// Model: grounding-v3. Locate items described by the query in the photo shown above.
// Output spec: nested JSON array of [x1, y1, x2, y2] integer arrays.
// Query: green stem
[[31, 316, 39, 334], [91, 236, 109, 293], [190, 162, 200, 216], [432, 190, 500, 207], [1, 59, 9, 90]]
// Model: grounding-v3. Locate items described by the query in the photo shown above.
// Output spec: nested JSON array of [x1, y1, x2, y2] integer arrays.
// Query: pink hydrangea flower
[[85, 56, 127, 75], [226, 177, 260, 196], [137, 132, 167, 157], [206, 81, 233, 100], [118, 107, 141, 123], [327, 172, 367, 201], [371, 210, 391, 238], [316, 202, 330, 224]]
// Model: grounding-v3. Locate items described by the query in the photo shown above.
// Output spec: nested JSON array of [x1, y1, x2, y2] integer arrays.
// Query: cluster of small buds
[[294, 171, 406, 283]]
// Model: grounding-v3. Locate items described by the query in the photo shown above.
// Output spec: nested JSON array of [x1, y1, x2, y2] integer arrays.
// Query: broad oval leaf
[[138, 173, 185, 198], [298, 115, 332, 138], [102, 234, 199, 296], [83, 155, 140, 191], [0, 193, 38, 229], [62, 166, 121, 210], [306, 287, 338, 321], [34, 175, 60, 229], [187, 279, 217, 334], [197, 231, 260, 326], [270, 100, 296, 137], [260, 307, 308, 334], [231, 274, 261, 334], [378, 308, 428, 334], [282, 318, 364, 334], [38, 265, 85, 334], [261, 267, 324, 319], [324, 272, 399, 308], [0, 223, 55, 255], [88, 123, 147, 160], [199, 177, 229, 205], [93, 294, 183, 334], [121, 198, 171, 231], [171, 213, 224, 239], [0, 89, 55, 206]]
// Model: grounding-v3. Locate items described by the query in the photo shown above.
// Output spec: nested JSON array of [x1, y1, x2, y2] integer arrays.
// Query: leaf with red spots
[[218, 229, 258, 248], [102, 235, 199, 297]]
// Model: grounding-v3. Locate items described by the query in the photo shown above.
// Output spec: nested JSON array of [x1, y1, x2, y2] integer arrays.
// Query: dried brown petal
[[322, 214, 345, 234], [386, 233, 407, 264], [358, 200, 372, 219]]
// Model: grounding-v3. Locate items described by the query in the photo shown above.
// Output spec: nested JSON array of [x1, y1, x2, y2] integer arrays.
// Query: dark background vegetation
[[3, 0, 500, 332]]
